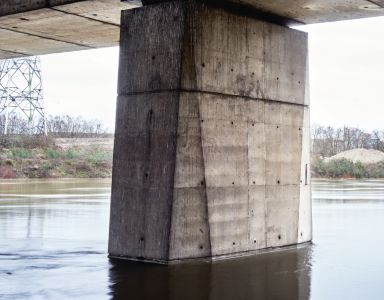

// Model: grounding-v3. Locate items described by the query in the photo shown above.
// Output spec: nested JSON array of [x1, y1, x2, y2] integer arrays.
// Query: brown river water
[[1, 178, 384, 299]]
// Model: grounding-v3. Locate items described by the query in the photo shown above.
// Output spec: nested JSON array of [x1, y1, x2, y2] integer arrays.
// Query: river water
[[1, 178, 384, 299]]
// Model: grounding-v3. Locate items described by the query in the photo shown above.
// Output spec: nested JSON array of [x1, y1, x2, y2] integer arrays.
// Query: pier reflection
[[109, 245, 312, 300]]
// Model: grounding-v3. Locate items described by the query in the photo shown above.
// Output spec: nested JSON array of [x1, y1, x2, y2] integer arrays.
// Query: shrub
[[46, 147, 60, 159], [352, 161, 366, 178], [312, 158, 367, 178], [87, 150, 112, 164], [1, 135, 55, 149], [326, 159, 353, 177], [314, 159, 327, 177], [64, 148, 81, 159], [364, 161, 384, 178], [11, 148, 34, 159]]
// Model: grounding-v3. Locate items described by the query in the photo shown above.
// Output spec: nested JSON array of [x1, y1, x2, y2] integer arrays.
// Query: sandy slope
[[325, 148, 384, 164]]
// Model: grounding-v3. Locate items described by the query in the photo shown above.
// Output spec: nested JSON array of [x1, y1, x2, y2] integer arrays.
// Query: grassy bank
[[312, 157, 384, 179], [0, 136, 113, 179], [3, 135, 383, 180]]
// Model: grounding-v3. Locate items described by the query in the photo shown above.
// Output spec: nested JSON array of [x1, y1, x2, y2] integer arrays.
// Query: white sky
[[299, 17, 384, 131], [41, 16, 384, 132], [42, 47, 119, 132]]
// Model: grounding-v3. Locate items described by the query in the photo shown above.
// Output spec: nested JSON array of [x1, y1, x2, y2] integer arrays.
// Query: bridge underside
[[0, 0, 138, 59], [1, 0, 384, 263], [0, 0, 384, 59]]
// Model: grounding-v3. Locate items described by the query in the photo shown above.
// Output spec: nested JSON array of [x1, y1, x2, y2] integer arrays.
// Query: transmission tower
[[0, 56, 47, 135]]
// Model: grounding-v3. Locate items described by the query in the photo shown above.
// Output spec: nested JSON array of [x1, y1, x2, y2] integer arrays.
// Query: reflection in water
[[2, 178, 384, 299], [109, 246, 312, 300]]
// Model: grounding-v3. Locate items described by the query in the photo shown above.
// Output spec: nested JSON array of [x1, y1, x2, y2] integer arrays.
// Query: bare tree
[[312, 125, 384, 157], [1, 113, 111, 137]]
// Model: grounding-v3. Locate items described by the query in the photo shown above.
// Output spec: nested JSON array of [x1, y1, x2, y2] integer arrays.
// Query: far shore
[[0, 137, 113, 179]]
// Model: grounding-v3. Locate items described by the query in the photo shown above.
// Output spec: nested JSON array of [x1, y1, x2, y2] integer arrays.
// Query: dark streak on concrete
[[141, 0, 304, 26], [115, 89, 310, 108], [0, 48, 29, 56], [49, 7, 121, 27], [366, 0, 384, 8], [0, 0, 85, 17], [0, 26, 93, 48]]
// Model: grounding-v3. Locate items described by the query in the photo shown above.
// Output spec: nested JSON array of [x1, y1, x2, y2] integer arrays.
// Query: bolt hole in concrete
[[277, 180, 280, 184], [201, 63, 205, 67], [278, 235, 282, 240]]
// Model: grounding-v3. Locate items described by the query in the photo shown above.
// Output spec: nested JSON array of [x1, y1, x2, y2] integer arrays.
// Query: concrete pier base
[[108, 0, 311, 263]]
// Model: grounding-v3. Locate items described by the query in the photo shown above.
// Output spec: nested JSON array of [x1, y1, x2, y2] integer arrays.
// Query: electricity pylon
[[0, 56, 47, 135]]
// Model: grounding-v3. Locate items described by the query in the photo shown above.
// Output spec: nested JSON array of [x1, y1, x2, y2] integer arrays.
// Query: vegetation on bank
[[0, 135, 113, 179], [311, 125, 384, 179], [2, 121, 384, 180], [312, 157, 384, 179]]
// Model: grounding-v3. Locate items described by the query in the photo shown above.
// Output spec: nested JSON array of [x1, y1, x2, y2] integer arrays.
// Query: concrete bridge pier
[[108, 0, 312, 263]]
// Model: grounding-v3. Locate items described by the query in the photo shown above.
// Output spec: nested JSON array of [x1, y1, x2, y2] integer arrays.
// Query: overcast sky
[[42, 47, 119, 132], [41, 16, 384, 132]]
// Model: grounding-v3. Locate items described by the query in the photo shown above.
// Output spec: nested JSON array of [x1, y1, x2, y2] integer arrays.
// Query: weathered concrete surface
[[139, 0, 384, 24], [229, 0, 384, 24], [1, 0, 384, 59], [109, 1, 311, 262], [0, 0, 82, 17], [0, 0, 137, 58]]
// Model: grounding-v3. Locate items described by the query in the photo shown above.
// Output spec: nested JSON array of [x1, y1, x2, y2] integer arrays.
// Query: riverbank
[[0, 136, 113, 179], [312, 157, 384, 179], [3, 136, 383, 180], [312, 148, 384, 179]]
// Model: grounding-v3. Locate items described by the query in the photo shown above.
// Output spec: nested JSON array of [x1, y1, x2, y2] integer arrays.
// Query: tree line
[[0, 114, 111, 137], [312, 125, 384, 157], [2, 115, 384, 155]]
